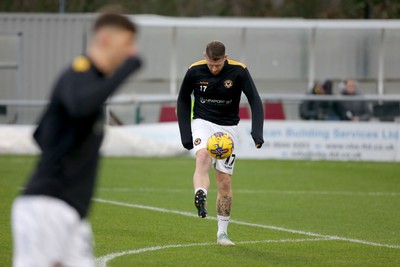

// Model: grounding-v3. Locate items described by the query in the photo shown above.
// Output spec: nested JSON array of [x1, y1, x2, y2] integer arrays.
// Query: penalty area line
[[95, 238, 330, 267], [93, 198, 400, 250]]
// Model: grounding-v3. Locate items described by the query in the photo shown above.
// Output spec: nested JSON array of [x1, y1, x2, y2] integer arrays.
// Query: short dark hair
[[93, 13, 137, 34], [206, 41, 226, 61]]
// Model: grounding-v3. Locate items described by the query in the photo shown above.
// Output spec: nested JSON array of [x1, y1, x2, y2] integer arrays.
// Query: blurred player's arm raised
[[177, 70, 194, 150], [242, 68, 264, 148], [60, 57, 141, 118]]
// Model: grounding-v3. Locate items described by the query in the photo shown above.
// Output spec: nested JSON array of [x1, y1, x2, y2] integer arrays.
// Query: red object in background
[[264, 102, 285, 120], [159, 103, 285, 122], [239, 105, 250, 119], [160, 105, 251, 122], [159, 105, 177, 122]]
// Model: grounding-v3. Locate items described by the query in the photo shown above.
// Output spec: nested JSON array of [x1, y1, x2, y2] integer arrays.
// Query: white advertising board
[[236, 121, 400, 162], [0, 121, 399, 161]]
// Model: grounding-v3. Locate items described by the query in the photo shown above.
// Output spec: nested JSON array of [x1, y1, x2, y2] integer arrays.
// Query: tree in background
[[0, 0, 399, 19]]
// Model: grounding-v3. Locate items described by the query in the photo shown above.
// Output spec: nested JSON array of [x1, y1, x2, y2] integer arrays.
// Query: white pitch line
[[97, 187, 400, 197], [236, 189, 400, 197], [95, 238, 330, 267], [93, 198, 400, 250], [98, 188, 187, 193]]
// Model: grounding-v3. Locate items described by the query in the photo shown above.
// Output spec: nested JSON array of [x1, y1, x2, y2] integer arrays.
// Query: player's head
[[90, 12, 137, 74], [204, 41, 228, 76]]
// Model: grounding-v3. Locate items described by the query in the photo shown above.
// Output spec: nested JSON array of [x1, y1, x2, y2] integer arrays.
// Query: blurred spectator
[[299, 80, 340, 120], [337, 79, 371, 121]]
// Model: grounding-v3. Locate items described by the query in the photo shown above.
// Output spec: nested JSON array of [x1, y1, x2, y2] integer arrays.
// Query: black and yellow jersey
[[22, 55, 141, 218], [177, 59, 264, 150]]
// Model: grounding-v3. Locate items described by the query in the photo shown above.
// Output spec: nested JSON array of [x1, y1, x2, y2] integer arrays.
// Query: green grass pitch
[[1, 155, 400, 266]]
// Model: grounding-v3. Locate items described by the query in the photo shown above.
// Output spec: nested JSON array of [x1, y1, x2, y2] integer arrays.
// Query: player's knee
[[220, 181, 231, 193], [196, 149, 211, 167], [217, 175, 232, 193]]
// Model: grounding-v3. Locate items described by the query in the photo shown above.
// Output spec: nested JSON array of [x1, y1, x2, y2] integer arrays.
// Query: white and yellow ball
[[206, 132, 234, 159]]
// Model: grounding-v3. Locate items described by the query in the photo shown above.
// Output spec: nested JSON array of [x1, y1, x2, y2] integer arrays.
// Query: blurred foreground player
[[177, 41, 264, 246], [11, 13, 141, 267]]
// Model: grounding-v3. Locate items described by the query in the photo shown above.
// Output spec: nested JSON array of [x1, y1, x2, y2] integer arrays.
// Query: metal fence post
[[377, 28, 386, 96], [307, 27, 316, 91]]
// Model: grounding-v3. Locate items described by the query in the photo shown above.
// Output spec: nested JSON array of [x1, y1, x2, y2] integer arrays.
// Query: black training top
[[23, 55, 141, 218], [177, 59, 264, 149]]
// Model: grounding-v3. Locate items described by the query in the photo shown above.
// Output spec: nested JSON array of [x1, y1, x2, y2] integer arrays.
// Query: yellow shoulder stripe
[[72, 56, 90, 72], [189, 60, 207, 69], [227, 59, 246, 69]]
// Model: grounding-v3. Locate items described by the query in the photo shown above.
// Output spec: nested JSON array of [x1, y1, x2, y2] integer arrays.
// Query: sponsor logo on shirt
[[199, 97, 233, 106]]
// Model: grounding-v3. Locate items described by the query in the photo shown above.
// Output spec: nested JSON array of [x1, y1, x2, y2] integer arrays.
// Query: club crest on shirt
[[224, 80, 233, 89], [194, 138, 201, 146]]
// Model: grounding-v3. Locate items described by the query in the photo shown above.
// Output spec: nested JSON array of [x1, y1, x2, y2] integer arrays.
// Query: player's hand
[[252, 135, 264, 149], [182, 141, 194, 150]]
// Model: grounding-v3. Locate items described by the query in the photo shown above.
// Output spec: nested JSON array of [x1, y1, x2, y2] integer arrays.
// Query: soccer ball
[[206, 132, 234, 159]]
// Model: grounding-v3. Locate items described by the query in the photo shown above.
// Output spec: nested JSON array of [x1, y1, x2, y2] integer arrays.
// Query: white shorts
[[191, 118, 238, 175], [12, 196, 94, 267]]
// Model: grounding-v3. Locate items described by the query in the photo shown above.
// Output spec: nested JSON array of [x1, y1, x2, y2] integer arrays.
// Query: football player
[[177, 41, 264, 245], [11, 12, 141, 267]]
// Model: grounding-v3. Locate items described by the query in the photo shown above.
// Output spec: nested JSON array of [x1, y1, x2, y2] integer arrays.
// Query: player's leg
[[11, 196, 77, 267], [12, 197, 46, 267], [191, 119, 213, 218], [216, 170, 232, 218], [62, 220, 95, 267], [215, 168, 235, 246], [213, 124, 237, 245], [193, 148, 212, 217], [193, 148, 211, 191]]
